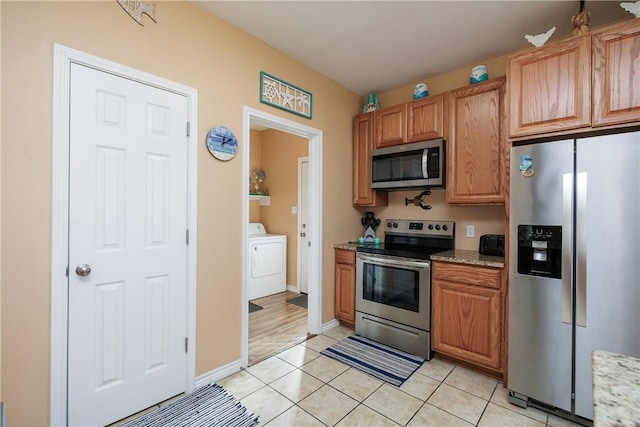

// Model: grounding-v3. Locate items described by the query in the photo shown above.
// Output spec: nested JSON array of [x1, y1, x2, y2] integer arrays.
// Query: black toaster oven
[[479, 234, 505, 256]]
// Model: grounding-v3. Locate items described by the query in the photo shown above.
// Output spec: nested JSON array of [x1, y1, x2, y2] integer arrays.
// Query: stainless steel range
[[355, 219, 454, 359]]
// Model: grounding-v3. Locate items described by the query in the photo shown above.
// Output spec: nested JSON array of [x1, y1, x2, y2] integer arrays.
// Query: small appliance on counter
[[479, 234, 505, 256]]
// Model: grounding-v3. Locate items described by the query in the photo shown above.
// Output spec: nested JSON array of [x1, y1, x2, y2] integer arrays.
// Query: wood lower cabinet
[[446, 77, 506, 205], [353, 113, 387, 207], [432, 261, 502, 371], [334, 249, 356, 327]]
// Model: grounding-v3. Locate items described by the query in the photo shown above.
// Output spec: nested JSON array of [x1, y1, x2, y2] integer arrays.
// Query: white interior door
[[298, 157, 309, 293], [67, 63, 189, 426]]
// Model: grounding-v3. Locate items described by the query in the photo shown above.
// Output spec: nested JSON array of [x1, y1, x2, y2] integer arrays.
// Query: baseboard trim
[[321, 318, 340, 333], [286, 285, 298, 293], [194, 359, 242, 389]]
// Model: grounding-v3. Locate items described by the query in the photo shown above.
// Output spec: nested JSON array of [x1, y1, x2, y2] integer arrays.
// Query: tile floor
[[218, 325, 584, 427]]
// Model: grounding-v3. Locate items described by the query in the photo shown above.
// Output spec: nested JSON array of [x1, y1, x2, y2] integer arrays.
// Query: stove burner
[[356, 219, 454, 260]]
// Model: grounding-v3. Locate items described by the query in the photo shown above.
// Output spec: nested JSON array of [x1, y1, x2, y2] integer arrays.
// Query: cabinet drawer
[[432, 262, 501, 289], [335, 248, 356, 265]]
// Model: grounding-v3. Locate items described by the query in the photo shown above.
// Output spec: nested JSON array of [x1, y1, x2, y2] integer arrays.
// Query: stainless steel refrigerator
[[508, 132, 640, 421]]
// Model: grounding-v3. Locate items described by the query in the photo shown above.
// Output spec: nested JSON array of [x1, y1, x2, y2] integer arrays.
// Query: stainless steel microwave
[[371, 139, 445, 190]]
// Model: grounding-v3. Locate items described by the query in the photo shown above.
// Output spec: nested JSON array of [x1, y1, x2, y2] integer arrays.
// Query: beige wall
[[248, 129, 263, 223], [0, 2, 362, 425], [376, 55, 508, 107]]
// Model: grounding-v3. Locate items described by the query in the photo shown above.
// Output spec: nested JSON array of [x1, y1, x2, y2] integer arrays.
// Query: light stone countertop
[[592, 350, 640, 427], [333, 242, 360, 251], [430, 249, 505, 268]]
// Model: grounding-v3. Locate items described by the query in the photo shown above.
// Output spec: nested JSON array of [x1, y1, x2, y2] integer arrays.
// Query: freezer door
[[574, 132, 640, 419], [509, 140, 573, 412]]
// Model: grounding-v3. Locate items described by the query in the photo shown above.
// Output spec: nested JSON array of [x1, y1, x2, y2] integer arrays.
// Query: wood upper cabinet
[[432, 261, 502, 371], [334, 249, 356, 327], [353, 113, 388, 207], [508, 35, 591, 138], [508, 19, 640, 138], [407, 94, 445, 142], [592, 19, 640, 127], [375, 104, 407, 148], [446, 77, 506, 205]]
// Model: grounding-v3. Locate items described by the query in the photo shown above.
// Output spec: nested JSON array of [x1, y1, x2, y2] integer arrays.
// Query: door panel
[[68, 63, 188, 426], [574, 133, 640, 418], [509, 140, 574, 411], [299, 158, 309, 293]]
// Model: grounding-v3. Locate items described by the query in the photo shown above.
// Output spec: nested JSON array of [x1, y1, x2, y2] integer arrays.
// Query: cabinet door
[[353, 114, 388, 207], [432, 278, 501, 370], [375, 104, 406, 148], [447, 77, 505, 205], [508, 35, 591, 137], [334, 251, 356, 325], [407, 94, 444, 142], [593, 19, 640, 127]]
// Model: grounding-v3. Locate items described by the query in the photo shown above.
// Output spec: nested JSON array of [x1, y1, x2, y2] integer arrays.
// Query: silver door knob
[[300, 232, 306, 237], [76, 264, 92, 277]]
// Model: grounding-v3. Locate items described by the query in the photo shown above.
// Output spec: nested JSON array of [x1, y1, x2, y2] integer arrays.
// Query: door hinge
[[66, 266, 69, 277], [186, 229, 190, 245], [185, 337, 188, 353], [186, 121, 191, 137]]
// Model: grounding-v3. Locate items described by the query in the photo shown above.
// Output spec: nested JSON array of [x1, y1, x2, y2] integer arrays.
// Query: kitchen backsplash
[[358, 189, 505, 252]]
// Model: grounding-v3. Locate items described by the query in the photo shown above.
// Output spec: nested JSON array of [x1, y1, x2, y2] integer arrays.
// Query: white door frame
[[296, 157, 309, 294], [241, 107, 323, 367], [50, 44, 198, 426]]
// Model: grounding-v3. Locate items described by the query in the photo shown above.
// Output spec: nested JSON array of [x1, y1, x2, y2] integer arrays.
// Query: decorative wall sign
[[117, 0, 157, 26], [260, 72, 312, 119], [206, 126, 238, 161]]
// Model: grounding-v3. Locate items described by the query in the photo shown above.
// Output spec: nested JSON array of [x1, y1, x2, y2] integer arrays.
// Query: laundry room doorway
[[241, 107, 322, 367]]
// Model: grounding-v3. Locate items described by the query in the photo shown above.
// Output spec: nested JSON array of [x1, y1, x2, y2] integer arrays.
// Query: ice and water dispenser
[[517, 225, 562, 278]]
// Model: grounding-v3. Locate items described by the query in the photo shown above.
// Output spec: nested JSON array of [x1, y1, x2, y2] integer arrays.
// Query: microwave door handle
[[422, 149, 429, 179]]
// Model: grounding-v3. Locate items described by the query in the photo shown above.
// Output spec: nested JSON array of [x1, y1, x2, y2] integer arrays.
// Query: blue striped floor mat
[[122, 384, 259, 427], [321, 335, 425, 387]]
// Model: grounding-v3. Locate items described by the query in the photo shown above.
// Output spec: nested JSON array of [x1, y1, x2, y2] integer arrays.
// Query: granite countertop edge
[[430, 249, 505, 268], [591, 350, 640, 427], [333, 244, 504, 268]]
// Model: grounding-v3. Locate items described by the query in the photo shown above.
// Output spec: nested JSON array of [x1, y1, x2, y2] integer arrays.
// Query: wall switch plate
[[466, 225, 475, 238], [291, 206, 298, 214]]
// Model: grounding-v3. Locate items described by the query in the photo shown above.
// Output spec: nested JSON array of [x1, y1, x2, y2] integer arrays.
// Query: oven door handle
[[357, 254, 430, 269]]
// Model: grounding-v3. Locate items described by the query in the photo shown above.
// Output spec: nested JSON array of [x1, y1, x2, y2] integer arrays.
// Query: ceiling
[[193, 1, 631, 96]]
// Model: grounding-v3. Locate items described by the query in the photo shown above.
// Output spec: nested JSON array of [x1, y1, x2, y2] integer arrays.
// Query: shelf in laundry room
[[249, 195, 270, 206]]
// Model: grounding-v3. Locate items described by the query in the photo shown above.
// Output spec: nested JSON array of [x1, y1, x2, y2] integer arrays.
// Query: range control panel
[[385, 219, 455, 238]]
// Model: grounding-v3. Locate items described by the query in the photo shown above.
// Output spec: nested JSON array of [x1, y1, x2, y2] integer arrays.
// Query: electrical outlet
[[466, 225, 475, 238]]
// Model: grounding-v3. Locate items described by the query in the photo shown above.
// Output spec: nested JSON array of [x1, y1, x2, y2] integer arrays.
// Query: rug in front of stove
[[321, 335, 425, 387]]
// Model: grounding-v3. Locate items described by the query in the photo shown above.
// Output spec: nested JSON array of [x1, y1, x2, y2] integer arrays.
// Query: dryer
[[247, 223, 287, 300]]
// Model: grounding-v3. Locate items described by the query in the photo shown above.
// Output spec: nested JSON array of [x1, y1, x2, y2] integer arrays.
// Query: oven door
[[356, 253, 431, 331]]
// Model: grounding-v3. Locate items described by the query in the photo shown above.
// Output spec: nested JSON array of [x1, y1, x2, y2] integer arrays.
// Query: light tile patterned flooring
[[219, 325, 584, 427]]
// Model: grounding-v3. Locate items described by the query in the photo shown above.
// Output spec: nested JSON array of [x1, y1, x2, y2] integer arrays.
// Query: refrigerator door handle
[[576, 172, 587, 327], [562, 174, 573, 324]]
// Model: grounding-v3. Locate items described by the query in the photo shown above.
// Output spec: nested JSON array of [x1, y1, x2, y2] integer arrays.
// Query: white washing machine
[[248, 223, 287, 300]]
